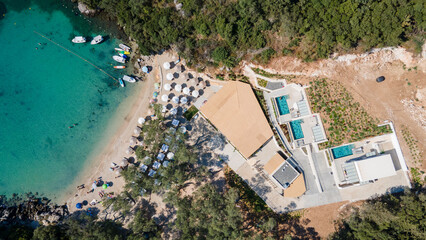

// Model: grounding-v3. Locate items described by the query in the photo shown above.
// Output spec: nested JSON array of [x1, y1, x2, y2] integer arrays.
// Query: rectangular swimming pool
[[275, 96, 290, 115], [290, 120, 304, 140], [331, 144, 355, 159]]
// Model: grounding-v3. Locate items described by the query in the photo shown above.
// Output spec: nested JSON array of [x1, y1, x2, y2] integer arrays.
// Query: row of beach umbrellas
[[161, 95, 189, 104], [163, 84, 200, 96]]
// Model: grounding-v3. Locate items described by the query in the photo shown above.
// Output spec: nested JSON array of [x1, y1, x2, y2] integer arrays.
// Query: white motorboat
[[113, 55, 126, 63], [91, 35, 103, 45], [123, 75, 136, 83], [72, 36, 86, 43], [119, 43, 131, 52]]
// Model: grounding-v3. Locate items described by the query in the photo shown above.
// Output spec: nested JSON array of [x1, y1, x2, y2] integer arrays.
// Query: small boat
[[114, 66, 126, 69], [115, 47, 123, 51], [123, 75, 136, 83], [119, 78, 125, 87], [113, 55, 126, 63], [91, 35, 103, 45], [118, 50, 130, 55], [72, 36, 86, 43], [119, 53, 128, 59], [119, 43, 131, 52]]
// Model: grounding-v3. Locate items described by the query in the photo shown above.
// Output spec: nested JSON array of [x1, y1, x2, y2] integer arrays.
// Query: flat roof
[[272, 161, 300, 188], [264, 153, 286, 175], [200, 81, 273, 158], [354, 154, 396, 182]]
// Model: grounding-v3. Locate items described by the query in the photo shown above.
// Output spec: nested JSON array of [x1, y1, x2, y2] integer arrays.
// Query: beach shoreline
[[62, 55, 160, 211]]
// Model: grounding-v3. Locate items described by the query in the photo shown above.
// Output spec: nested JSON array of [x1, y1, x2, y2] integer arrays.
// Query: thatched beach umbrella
[[180, 96, 188, 104], [164, 83, 171, 91], [163, 62, 170, 69], [183, 87, 190, 95], [161, 94, 168, 102], [192, 90, 199, 98], [138, 117, 145, 125], [174, 84, 182, 92], [172, 96, 179, 104], [166, 73, 174, 81]]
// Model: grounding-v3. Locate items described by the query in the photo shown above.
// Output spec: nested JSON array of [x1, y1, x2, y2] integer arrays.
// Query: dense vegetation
[[332, 189, 426, 240], [81, 0, 425, 66]]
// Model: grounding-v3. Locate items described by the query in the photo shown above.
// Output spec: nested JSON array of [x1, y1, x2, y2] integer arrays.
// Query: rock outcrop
[[78, 2, 98, 16]]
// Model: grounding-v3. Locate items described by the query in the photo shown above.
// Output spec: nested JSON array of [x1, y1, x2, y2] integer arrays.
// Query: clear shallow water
[[0, 0, 135, 199]]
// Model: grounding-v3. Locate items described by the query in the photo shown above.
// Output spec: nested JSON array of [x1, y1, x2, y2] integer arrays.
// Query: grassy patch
[[258, 78, 268, 88], [307, 79, 392, 148], [401, 126, 423, 164], [183, 106, 199, 121]]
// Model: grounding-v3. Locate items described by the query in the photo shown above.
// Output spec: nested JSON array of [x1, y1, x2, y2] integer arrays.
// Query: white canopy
[[163, 62, 170, 69], [166, 73, 173, 81], [167, 152, 174, 160], [126, 147, 134, 154], [172, 96, 179, 104], [170, 108, 177, 115], [180, 96, 188, 104], [164, 83, 171, 91], [134, 127, 141, 135], [161, 94, 168, 102], [175, 84, 182, 92], [192, 90, 199, 98], [138, 117, 145, 125], [183, 87, 190, 95]]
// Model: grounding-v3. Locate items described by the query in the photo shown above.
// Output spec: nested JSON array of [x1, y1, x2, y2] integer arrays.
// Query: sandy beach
[[64, 54, 163, 212]]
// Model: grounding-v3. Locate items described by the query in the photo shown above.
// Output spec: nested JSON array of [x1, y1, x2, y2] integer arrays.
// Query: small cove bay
[[0, 0, 136, 200]]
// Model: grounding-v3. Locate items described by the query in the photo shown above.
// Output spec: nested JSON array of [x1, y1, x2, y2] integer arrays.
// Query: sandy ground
[[65, 54, 162, 212], [247, 45, 426, 170]]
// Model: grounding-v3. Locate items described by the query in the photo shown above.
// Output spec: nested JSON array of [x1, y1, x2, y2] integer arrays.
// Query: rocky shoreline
[[0, 195, 69, 226]]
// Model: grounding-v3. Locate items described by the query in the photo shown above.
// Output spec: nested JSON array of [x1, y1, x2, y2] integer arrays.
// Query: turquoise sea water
[[0, 0, 136, 199]]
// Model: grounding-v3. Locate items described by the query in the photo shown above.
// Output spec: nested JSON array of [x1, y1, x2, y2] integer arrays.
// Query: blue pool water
[[0, 0, 137, 199], [275, 96, 290, 115], [290, 120, 304, 140], [331, 144, 355, 159]]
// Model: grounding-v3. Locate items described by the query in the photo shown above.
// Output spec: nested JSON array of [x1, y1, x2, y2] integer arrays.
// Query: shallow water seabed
[[0, 1, 136, 200]]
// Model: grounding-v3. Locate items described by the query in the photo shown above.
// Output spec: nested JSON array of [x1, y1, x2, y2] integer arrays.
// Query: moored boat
[[115, 47, 123, 51], [113, 55, 126, 63], [119, 53, 128, 59], [119, 78, 125, 87], [118, 50, 130, 55], [72, 36, 86, 43], [91, 35, 103, 45], [114, 66, 126, 69], [119, 43, 131, 52], [123, 75, 136, 83]]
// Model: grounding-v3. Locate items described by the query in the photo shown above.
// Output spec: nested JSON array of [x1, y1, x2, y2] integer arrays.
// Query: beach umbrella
[[162, 105, 167, 113], [130, 137, 137, 145], [92, 183, 97, 189], [161, 94, 168, 102], [142, 66, 148, 73], [174, 84, 182, 92], [183, 87, 190, 95], [166, 73, 174, 81], [163, 62, 170, 69], [154, 83, 159, 90], [164, 83, 171, 91], [134, 127, 141, 135], [167, 152, 174, 160], [138, 140, 144, 146], [102, 184, 108, 189], [153, 91, 159, 98], [190, 78, 197, 86], [138, 117, 145, 125], [122, 158, 129, 166], [192, 90, 199, 98], [172, 96, 179, 104], [184, 73, 190, 80], [126, 147, 134, 154], [180, 97, 188, 104], [76, 203, 82, 209], [116, 167, 123, 174], [170, 108, 177, 115], [199, 81, 205, 89], [179, 126, 187, 133]]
